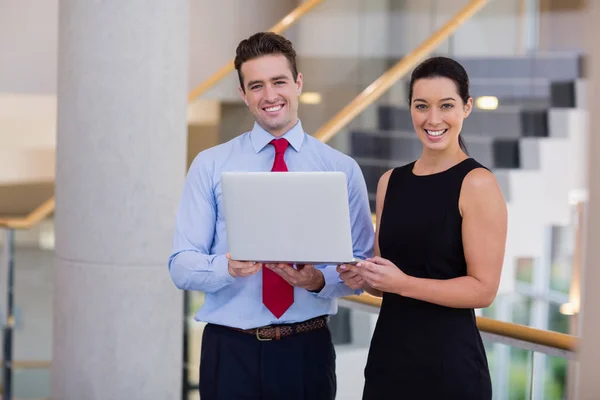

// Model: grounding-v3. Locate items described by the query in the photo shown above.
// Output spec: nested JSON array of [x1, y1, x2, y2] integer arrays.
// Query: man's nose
[[264, 85, 278, 102]]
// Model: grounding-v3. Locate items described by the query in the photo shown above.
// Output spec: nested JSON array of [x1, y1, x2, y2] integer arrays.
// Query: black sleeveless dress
[[362, 158, 492, 400]]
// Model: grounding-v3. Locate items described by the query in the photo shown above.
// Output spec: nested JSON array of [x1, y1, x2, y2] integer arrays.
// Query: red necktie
[[262, 138, 294, 318]]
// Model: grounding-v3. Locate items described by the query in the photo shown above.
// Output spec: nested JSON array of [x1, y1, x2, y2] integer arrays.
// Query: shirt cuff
[[210, 253, 236, 287]]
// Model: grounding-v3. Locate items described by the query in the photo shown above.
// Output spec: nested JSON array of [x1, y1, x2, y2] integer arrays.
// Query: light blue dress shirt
[[168, 120, 374, 329]]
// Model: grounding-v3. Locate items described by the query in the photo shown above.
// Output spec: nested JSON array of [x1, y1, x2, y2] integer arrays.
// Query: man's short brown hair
[[234, 32, 299, 91]]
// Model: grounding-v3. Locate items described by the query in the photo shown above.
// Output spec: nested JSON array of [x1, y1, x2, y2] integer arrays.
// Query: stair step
[[447, 54, 583, 80], [382, 53, 583, 80], [469, 78, 551, 106]]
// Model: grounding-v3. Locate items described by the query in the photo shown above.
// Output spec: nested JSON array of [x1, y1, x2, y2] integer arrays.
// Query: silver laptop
[[221, 171, 358, 265]]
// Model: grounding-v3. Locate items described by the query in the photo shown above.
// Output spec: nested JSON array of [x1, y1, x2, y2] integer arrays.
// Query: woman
[[338, 56, 507, 399]]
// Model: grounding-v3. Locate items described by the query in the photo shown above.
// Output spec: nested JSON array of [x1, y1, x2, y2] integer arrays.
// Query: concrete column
[[53, 1, 188, 399], [576, 0, 600, 398]]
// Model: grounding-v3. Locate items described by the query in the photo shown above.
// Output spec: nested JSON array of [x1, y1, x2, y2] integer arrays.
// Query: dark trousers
[[199, 322, 337, 400]]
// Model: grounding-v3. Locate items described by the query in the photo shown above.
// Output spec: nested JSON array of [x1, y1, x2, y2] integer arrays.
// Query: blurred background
[[0, 0, 597, 399]]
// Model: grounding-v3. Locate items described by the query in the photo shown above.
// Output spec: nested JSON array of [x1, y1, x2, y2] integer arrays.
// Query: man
[[168, 32, 374, 400]]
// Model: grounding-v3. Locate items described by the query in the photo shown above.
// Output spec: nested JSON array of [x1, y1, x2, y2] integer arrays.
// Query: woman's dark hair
[[234, 32, 298, 92], [408, 56, 470, 154]]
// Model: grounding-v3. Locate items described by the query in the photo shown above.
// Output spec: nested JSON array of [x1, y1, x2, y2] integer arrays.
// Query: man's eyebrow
[[246, 75, 290, 88], [246, 79, 264, 87]]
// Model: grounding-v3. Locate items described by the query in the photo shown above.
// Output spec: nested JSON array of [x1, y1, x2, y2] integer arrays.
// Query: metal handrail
[[0, 197, 55, 229]]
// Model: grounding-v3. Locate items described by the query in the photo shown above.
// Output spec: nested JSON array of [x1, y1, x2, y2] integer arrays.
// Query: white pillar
[[577, 0, 600, 398], [53, 1, 188, 399]]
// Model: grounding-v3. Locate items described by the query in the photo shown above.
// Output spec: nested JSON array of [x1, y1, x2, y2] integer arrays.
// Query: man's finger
[[276, 263, 299, 275], [296, 264, 316, 277], [229, 259, 247, 267], [239, 264, 260, 274], [268, 264, 295, 280], [231, 261, 260, 276]]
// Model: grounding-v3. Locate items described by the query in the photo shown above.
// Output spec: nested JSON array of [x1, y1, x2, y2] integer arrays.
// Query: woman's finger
[[355, 267, 378, 283], [357, 260, 379, 273], [367, 256, 393, 266]]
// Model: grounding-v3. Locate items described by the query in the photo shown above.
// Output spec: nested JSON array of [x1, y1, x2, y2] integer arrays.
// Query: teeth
[[426, 129, 446, 136], [265, 105, 282, 112]]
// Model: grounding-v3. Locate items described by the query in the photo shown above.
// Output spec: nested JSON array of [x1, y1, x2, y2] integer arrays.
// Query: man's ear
[[295, 72, 304, 95], [238, 86, 248, 106]]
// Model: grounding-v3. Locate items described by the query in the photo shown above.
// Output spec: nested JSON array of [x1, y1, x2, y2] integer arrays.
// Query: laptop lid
[[221, 171, 356, 265]]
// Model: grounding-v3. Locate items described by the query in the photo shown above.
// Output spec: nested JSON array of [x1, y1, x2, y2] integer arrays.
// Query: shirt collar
[[250, 119, 305, 153]]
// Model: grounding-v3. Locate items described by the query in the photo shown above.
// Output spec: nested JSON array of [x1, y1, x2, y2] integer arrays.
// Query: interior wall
[[0, 0, 58, 94], [538, 0, 586, 53], [0, 0, 297, 97], [389, 0, 523, 57], [190, 0, 297, 101]]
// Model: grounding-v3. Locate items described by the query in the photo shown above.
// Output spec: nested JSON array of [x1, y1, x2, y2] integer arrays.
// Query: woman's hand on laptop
[[263, 263, 325, 292], [226, 253, 261, 278], [337, 264, 365, 290]]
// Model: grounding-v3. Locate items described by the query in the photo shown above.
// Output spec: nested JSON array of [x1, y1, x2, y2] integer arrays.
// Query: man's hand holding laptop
[[226, 253, 261, 278], [263, 263, 325, 292], [226, 253, 325, 292]]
